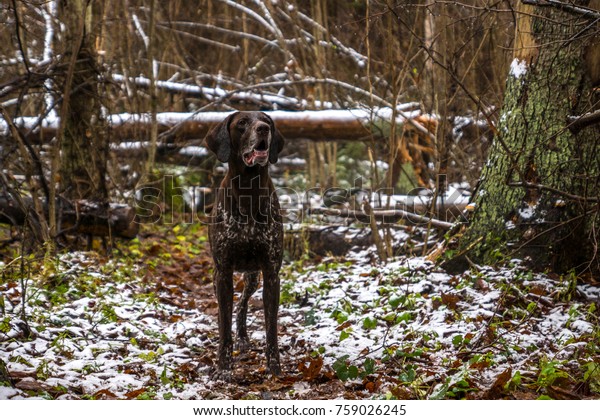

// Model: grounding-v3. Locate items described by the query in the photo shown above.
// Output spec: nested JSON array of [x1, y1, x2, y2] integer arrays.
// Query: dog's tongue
[[245, 149, 268, 165]]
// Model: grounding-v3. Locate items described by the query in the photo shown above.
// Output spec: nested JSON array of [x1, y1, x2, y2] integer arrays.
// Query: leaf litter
[[0, 224, 599, 400]]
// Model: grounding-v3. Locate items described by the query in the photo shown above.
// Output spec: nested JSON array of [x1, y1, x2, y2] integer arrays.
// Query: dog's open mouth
[[243, 140, 269, 166]]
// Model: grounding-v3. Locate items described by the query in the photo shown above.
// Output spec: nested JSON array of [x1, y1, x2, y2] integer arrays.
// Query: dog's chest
[[210, 201, 282, 269], [222, 207, 275, 243]]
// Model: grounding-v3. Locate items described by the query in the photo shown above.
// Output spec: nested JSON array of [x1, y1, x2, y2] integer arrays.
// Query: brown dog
[[204, 111, 285, 380]]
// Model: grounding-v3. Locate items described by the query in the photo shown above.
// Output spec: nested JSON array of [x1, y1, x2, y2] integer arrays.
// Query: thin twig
[[508, 181, 600, 203]]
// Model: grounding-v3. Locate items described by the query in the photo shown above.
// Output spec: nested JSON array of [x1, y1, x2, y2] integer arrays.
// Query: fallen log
[[0, 196, 139, 239], [1, 109, 436, 143], [283, 224, 439, 257]]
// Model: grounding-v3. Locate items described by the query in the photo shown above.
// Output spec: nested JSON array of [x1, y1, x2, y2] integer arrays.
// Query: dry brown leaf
[[481, 368, 512, 399], [298, 356, 323, 381], [93, 388, 119, 400], [125, 388, 148, 400], [335, 320, 353, 331], [441, 292, 460, 310]]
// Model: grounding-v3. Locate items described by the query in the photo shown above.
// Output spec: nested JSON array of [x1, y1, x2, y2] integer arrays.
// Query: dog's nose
[[256, 122, 270, 135]]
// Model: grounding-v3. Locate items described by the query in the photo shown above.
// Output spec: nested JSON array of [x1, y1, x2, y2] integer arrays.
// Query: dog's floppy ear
[[205, 112, 237, 162], [265, 114, 285, 164]]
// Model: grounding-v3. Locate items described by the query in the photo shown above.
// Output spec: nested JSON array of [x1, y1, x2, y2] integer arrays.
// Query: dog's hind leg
[[262, 268, 281, 376], [213, 267, 234, 380], [236, 272, 259, 353]]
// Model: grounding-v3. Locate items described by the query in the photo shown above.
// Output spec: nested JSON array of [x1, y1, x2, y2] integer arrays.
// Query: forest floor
[[0, 222, 599, 400]]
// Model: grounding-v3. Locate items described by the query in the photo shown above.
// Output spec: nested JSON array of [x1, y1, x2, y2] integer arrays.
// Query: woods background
[[0, 0, 598, 272], [1, 0, 600, 402]]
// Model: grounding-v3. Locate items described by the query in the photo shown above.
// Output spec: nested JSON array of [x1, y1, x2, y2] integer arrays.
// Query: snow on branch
[[294, 10, 368, 67], [249, 0, 285, 40], [41, 0, 57, 120], [109, 73, 435, 139], [521, 0, 600, 20], [218, 0, 279, 38], [132, 12, 158, 80], [568, 108, 600, 133], [167, 21, 279, 51], [308, 206, 455, 230], [111, 73, 302, 109]]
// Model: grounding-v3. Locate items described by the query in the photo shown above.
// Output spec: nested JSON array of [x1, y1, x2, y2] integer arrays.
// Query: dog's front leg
[[214, 267, 234, 380], [236, 272, 259, 353], [262, 269, 281, 376]]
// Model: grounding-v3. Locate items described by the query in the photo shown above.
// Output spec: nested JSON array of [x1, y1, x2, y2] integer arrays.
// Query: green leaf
[[389, 294, 403, 309], [363, 358, 376, 375], [382, 312, 396, 323], [399, 366, 416, 383], [452, 334, 464, 347], [333, 356, 350, 381], [160, 366, 169, 385], [339, 329, 351, 341], [429, 383, 449, 400], [362, 316, 377, 330], [348, 365, 359, 380]]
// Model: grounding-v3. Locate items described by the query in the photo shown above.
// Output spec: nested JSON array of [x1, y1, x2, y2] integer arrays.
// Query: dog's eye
[[237, 119, 248, 129]]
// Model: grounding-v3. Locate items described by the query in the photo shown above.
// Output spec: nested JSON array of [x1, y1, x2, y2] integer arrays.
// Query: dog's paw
[[266, 362, 282, 377], [210, 367, 233, 382], [235, 337, 251, 353]]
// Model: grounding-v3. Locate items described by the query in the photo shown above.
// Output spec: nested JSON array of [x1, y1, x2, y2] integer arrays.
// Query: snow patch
[[510, 58, 527, 79]]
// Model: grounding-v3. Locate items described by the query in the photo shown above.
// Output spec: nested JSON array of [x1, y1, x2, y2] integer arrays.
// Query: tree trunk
[[59, 0, 108, 203], [461, 2, 600, 273]]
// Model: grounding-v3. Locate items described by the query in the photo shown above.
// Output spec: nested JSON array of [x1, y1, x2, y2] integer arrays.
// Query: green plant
[[35, 359, 53, 381], [583, 362, 600, 394], [557, 271, 578, 302], [332, 355, 377, 382], [429, 373, 477, 399], [362, 316, 377, 330], [504, 370, 522, 391], [535, 358, 569, 391]]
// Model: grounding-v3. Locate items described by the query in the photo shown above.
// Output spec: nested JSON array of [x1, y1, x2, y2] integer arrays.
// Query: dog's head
[[205, 111, 285, 167]]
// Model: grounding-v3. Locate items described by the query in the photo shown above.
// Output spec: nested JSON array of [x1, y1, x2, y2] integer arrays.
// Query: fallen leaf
[[15, 377, 48, 392], [441, 292, 460, 310], [93, 389, 119, 400], [547, 385, 581, 400], [125, 388, 148, 400], [481, 368, 512, 399], [336, 320, 352, 331], [298, 356, 323, 381]]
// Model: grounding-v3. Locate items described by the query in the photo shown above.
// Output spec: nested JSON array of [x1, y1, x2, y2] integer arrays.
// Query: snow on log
[[1, 109, 436, 143]]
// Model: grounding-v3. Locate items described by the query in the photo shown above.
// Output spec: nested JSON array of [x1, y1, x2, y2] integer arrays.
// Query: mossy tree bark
[[461, 1, 600, 273]]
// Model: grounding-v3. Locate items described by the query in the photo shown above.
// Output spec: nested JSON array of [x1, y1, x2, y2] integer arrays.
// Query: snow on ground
[[0, 247, 599, 399]]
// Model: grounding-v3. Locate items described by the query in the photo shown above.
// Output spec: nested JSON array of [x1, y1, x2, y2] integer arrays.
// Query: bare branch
[[308, 206, 455, 230], [167, 21, 280, 50], [567, 108, 600, 133], [509, 181, 600, 203]]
